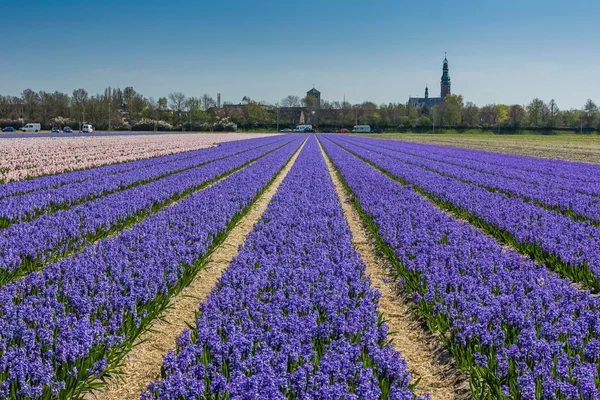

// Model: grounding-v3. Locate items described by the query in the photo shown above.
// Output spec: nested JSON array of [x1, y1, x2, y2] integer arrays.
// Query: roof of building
[[307, 88, 320, 95], [409, 97, 443, 109]]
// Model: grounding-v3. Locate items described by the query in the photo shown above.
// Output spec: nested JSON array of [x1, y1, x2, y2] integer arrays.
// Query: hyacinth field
[[0, 134, 272, 183], [2, 133, 600, 399]]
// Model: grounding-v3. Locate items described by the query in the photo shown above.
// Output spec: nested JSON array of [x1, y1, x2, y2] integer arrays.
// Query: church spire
[[441, 53, 451, 99], [425, 84, 429, 99]]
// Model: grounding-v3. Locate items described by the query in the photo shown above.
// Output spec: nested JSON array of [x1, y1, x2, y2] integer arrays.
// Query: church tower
[[441, 53, 451, 98], [425, 85, 429, 99]]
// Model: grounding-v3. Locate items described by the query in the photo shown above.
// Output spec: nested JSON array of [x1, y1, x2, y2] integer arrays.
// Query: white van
[[21, 123, 41, 133], [352, 125, 371, 133], [82, 124, 94, 133], [293, 124, 314, 133]]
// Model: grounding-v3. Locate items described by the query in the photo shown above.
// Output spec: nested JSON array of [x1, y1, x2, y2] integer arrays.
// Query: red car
[[336, 128, 349, 133]]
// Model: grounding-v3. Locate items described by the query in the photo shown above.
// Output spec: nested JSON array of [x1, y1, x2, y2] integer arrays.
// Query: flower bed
[[343, 137, 600, 224], [322, 137, 600, 399], [0, 133, 274, 182], [0, 137, 281, 225], [143, 137, 424, 400], [0, 137, 302, 399], [329, 136, 600, 292], [0, 138, 291, 285]]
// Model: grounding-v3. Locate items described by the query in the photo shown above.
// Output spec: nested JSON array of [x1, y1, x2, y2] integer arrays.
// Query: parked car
[[293, 124, 314, 133], [82, 124, 94, 133], [63, 126, 73, 133], [372, 129, 383, 134], [279, 128, 292, 133], [51, 127, 62, 133], [352, 125, 371, 133], [336, 128, 349, 133], [1, 126, 15, 132], [20, 123, 41, 132], [321, 129, 333, 133]]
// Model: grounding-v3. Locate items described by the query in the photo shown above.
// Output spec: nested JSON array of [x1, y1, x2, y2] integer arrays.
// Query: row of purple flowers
[[321, 136, 600, 399], [330, 136, 600, 292], [0, 137, 303, 399], [372, 138, 600, 187], [351, 139, 600, 198], [342, 137, 600, 224], [0, 139, 245, 199], [0, 138, 292, 286], [143, 137, 424, 400], [0, 137, 281, 226]]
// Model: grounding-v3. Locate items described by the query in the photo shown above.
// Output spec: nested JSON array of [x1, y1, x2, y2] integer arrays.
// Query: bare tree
[[168, 92, 187, 114], [21, 89, 40, 121], [280, 95, 301, 108], [72, 88, 89, 124], [127, 95, 147, 123], [38, 91, 54, 125], [201, 94, 216, 111], [583, 99, 599, 128], [168, 92, 187, 127]]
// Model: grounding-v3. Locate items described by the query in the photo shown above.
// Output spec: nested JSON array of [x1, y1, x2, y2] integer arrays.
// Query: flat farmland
[[3, 133, 600, 399], [0, 133, 274, 182], [360, 133, 600, 164]]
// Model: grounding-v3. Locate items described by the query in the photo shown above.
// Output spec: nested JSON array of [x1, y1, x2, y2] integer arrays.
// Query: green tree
[[440, 94, 464, 126], [417, 115, 432, 128], [461, 102, 479, 126], [244, 101, 271, 128], [583, 99, 598, 129], [358, 102, 377, 124], [399, 116, 412, 128], [406, 102, 418, 124], [302, 95, 317, 110], [495, 104, 509, 124], [157, 97, 168, 111], [371, 111, 382, 127], [560, 109, 581, 129], [526, 98, 545, 126]]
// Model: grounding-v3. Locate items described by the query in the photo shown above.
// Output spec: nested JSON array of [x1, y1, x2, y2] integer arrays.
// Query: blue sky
[[2, 0, 599, 109]]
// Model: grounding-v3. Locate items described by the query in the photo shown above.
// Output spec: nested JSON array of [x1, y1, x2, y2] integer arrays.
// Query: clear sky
[[2, 0, 599, 109]]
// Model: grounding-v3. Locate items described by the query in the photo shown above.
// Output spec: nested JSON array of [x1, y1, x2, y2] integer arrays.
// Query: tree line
[[0, 87, 599, 132], [0, 87, 227, 131]]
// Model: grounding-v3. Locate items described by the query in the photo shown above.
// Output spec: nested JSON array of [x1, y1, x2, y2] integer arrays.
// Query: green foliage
[[416, 115, 432, 127], [399, 116, 412, 128], [0, 86, 598, 132]]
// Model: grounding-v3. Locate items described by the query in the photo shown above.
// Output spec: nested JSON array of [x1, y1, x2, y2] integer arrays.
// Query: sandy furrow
[[89, 139, 307, 400], [317, 138, 469, 400]]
